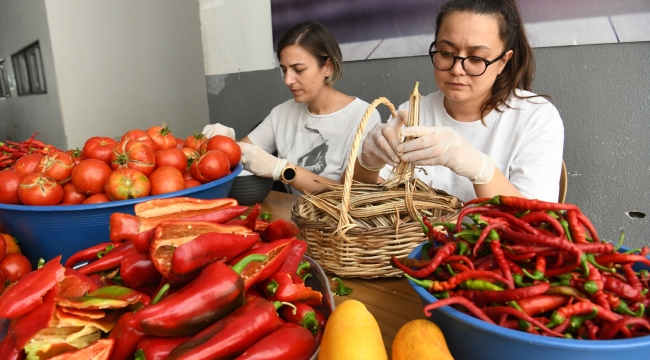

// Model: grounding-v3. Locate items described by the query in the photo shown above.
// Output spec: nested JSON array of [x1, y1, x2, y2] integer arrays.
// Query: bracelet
[[357, 155, 385, 172]]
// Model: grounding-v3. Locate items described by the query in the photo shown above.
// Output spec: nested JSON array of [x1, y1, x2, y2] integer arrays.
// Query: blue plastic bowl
[[407, 242, 650, 360], [0, 163, 242, 267]]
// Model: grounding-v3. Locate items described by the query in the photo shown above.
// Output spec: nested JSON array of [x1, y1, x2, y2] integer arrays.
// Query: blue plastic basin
[[0, 163, 242, 267], [407, 242, 650, 360]]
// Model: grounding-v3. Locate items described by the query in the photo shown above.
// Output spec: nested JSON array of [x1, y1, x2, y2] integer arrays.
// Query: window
[[0, 60, 10, 98], [11, 41, 47, 96]]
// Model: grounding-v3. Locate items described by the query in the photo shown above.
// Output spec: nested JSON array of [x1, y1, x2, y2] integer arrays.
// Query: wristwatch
[[280, 163, 297, 184]]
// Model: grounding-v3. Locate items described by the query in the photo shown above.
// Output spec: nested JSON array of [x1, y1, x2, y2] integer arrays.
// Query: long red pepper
[[602, 272, 642, 301], [517, 294, 569, 316], [490, 240, 514, 289], [407, 270, 511, 292], [482, 306, 564, 337], [423, 296, 495, 324], [519, 211, 565, 237], [78, 241, 136, 275], [566, 210, 588, 244], [451, 282, 549, 305], [595, 253, 650, 267], [65, 241, 115, 268], [391, 242, 456, 278], [599, 317, 650, 340], [621, 264, 644, 294], [575, 211, 600, 243]]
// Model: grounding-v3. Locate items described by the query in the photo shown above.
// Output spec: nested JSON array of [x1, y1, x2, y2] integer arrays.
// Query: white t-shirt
[[249, 97, 381, 194], [380, 90, 564, 202]]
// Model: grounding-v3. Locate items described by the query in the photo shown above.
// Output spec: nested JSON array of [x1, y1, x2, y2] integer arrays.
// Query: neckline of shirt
[[306, 97, 360, 118], [432, 91, 498, 131]]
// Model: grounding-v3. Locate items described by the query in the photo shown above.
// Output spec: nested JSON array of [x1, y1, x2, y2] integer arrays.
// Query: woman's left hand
[[239, 142, 288, 180], [396, 126, 496, 184]]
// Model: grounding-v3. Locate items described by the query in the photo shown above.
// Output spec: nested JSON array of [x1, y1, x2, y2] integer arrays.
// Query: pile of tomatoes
[[0, 124, 241, 206]]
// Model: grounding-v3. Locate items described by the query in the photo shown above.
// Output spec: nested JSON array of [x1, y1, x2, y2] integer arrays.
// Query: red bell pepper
[[48, 339, 115, 360], [77, 241, 136, 275], [12, 286, 59, 350], [235, 323, 315, 360], [0, 322, 23, 360], [65, 242, 115, 268], [0, 255, 64, 318], [128, 254, 266, 337], [60, 269, 100, 296], [107, 312, 146, 360], [167, 297, 283, 360], [264, 271, 322, 307], [149, 220, 256, 283], [135, 197, 238, 231], [260, 219, 301, 242], [278, 302, 321, 335], [135, 336, 190, 360], [170, 232, 259, 275], [230, 238, 296, 291], [120, 252, 161, 289], [56, 285, 150, 310], [131, 228, 155, 255], [109, 213, 140, 242]]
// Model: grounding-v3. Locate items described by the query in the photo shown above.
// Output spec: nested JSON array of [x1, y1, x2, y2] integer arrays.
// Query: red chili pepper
[[595, 253, 650, 267], [599, 317, 650, 340], [621, 264, 644, 294], [77, 241, 136, 275], [391, 242, 456, 278], [108, 312, 146, 360], [516, 294, 569, 316], [490, 240, 514, 289], [65, 242, 115, 268], [278, 302, 321, 335], [502, 228, 583, 269], [575, 211, 600, 243], [0, 255, 64, 318], [482, 306, 564, 337], [120, 251, 161, 289], [519, 211, 565, 237], [129, 254, 265, 337], [480, 195, 581, 213], [566, 210, 589, 244], [264, 271, 322, 307], [135, 337, 190, 360], [170, 232, 259, 276], [602, 273, 642, 301], [423, 296, 495, 324], [230, 238, 296, 291], [260, 218, 301, 242], [167, 297, 284, 359], [275, 239, 308, 275], [456, 282, 550, 306], [235, 322, 315, 360], [574, 242, 614, 253], [406, 270, 511, 292], [241, 203, 262, 231]]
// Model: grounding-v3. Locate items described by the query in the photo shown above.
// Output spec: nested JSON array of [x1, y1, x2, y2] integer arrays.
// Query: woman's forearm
[[473, 168, 524, 199]]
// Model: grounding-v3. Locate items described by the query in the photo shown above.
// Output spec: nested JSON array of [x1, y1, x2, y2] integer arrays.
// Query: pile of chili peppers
[[0, 132, 62, 170], [393, 195, 650, 340], [0, 197, 328, 360]]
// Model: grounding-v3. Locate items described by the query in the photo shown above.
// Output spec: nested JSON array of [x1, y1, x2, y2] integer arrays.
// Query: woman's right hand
[[359, 111, 406, 171], [202, 123, 236, 140]]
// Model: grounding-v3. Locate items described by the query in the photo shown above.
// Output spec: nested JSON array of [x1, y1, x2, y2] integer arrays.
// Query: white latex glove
[[239, 142, 287, 181], [202, 123, 236, 140], [396, 125, 496, 184], [359, 110, 407, 171]]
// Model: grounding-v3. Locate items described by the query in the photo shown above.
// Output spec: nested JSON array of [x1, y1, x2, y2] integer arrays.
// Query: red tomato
[[83, 137, 117, 164], [154, 148, 187, 172], [175, 137, 184, 149], [180, 148, 200, 169], [145, 124, 176, 151], [65, 148, 86, 165], [83, 193, 111, 204], [1, 233, 20, 255], [190, 150, 230, 183], [36, 152, 76, 184], [184, 132, 207, 151], [72, 159, 113, 195], [105, 168, 151, 201], [0, 253, 32, 283], [18, 173, 64, 205], [0, 270, 4, 293], [111, 138, 156, 176], [202, 135, 241, 168], [149, 166, 185, 195], [13, 154, 44, 176], [182, 169, 194, 181], [0, 234, 6, 262], [62, 183, 88, 205], [185, 179, 202, 189], [0, 170, 24, 205], [121, 129, 156, 153]]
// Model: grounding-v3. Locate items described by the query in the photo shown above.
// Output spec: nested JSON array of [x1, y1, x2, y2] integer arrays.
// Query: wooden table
[[260, 190, 425, 355]]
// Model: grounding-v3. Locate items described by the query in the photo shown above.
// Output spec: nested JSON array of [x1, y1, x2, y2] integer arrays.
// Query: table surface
[[259, 190, 425, 355]]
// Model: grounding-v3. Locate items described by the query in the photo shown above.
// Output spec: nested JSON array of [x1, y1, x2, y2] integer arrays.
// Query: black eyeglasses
[[428, 41, 506, 76]]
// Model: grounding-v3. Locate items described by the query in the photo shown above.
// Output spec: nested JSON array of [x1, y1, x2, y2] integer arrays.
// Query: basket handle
[[336, 97, 396, 231]]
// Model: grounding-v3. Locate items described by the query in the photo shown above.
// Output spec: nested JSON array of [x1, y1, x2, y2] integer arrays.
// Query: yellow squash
[[392, 319, 454, 360], [318, 299, 388, 360]]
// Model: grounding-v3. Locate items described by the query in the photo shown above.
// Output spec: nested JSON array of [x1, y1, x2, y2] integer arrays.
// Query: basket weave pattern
[[291, 91, 463, 278]]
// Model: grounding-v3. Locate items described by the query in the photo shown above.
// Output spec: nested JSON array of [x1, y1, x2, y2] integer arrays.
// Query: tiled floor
[[271, 0, 650, 62]]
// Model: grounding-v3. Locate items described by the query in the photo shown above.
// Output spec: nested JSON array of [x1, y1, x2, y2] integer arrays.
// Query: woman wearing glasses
[[354, 0, 564, 202], [203, 22, 380, 194]]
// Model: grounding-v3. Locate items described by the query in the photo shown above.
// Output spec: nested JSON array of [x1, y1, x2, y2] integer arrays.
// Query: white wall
[[44, 0, 211, 148], [199, 0, 275, 75], [0, 0, 65, 147]]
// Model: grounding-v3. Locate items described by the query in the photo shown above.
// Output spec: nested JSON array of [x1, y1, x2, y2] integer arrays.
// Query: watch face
[[283, 167, 296, 182]]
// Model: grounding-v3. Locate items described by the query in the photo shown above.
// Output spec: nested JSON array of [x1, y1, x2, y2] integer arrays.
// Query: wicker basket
[[291, 84, 463, 278]]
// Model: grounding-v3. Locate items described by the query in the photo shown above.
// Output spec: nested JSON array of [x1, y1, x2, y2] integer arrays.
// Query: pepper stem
[[614, 230, 625, 251], [332, 277, 353, 296], [301, 310, 320, 335], [152, 284, 170, 305], [231, 254, 268, 274], [522, 269, 545, 281], [274, 301, 294, 311], [404, 273, 433, 292]]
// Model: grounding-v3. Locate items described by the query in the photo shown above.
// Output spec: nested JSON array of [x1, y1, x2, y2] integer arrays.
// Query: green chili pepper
[[261, 211, 271, 221], [614, 230, 625, 251], [461, 279, 503, 291], [432, 291, 449, 299], [332, 277, 353, 296], [568, 308, 598, 332], [546, 210, 560, 219], [415, 213, 429, 235], [37, 258, 45, 269], [445, 264, 456, 276], [457, 241, 469, 257], [583, 280, 599, 295], [622, 248, 643, 255], [421, 242, 433, 261], [559, 219, 572, 242], [508, 301, 531, 331]]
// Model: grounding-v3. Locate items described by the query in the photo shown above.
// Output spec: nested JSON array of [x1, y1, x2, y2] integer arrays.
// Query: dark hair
[[276, 22, 343, 85], [435, 0, 544, 116]]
